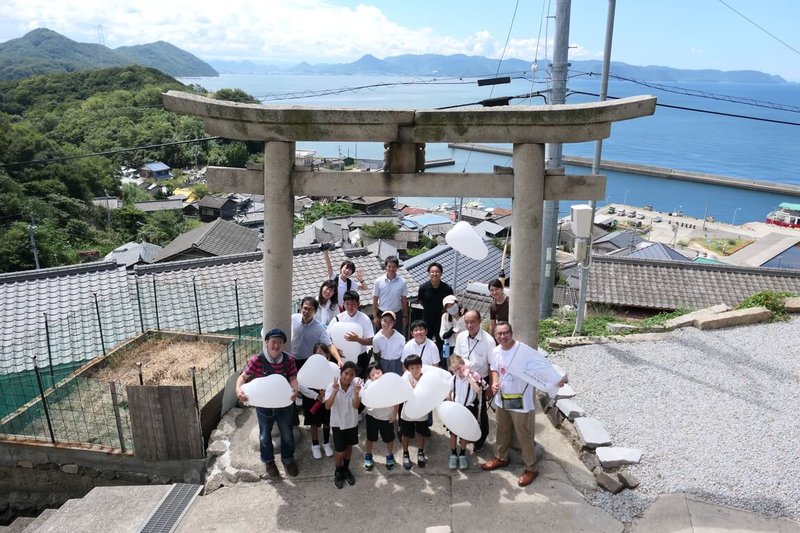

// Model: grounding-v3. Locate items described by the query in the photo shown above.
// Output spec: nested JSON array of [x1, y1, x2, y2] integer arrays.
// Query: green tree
[[302, 202, 358, 225], [212, 88, 260, 104], [361, 221, 398, 239], [120, 183, 151, 204]]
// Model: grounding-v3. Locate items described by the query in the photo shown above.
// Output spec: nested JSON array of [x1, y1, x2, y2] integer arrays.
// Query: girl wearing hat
[[439, 295, 466, 368]]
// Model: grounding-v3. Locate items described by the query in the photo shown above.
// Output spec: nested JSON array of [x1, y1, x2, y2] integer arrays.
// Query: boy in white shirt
[[399, 354, 432, 470], [324, 361, 362, 489], [402, 320, 439, 368], [370, 310, 406, 376]]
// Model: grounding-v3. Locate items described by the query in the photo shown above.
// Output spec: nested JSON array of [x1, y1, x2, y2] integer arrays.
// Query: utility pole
[[574, 0, 616, 335], [28, 212, 41, 270], [540, 0, 571, 318]]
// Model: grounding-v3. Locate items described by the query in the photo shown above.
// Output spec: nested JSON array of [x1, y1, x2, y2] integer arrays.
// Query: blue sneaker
[[364, 453, 374, 471], [385, 454, 395, 470], [402, 453, 412, 470], [448, 454, 458, 470]]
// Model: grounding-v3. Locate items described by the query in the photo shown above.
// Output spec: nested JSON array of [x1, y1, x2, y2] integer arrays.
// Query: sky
[[0, 0, 798, 81]]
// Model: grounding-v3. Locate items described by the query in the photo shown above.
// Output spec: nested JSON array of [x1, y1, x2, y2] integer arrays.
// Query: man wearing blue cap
[[236, 327, 299, 478]]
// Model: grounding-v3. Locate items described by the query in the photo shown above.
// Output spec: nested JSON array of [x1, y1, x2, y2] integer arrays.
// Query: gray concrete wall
[[0, 440, 205, 523]]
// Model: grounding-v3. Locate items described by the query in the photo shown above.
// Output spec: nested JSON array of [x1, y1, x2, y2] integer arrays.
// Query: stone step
[[19, 509, 57, 533], [23, 499, 81, 533], [0, 517, 35, 533], [574, 417, 612, 449], [694, 307, 772, 330], [663, 303, 731, 329], [28, 485, 172, 533]]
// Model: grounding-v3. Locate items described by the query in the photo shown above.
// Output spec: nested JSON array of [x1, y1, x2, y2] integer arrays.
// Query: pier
[[448, 143, 800, 198]]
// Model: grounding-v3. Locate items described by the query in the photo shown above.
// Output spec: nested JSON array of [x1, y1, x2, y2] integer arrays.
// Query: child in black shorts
[[299, 343, 335, 459], [399, 354, 432, 470], [325, 361, 362, 489], [362, 362, 399, 471]]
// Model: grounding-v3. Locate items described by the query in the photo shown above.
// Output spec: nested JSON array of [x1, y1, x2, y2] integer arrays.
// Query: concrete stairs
[[1, 484, 200, 533]]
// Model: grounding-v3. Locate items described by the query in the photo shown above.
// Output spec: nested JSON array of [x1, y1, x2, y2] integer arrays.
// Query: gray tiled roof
[[132, 200, 184, 212], [198, 196, 234, 209], [153, 219, 261, 262], [403, 243, 507, 293], [103, 241, 162, 267], [586, 256, 800, 310], [0, 262, 138, 372], [593, 230, 645, 250], [609, 242, 691, 262]]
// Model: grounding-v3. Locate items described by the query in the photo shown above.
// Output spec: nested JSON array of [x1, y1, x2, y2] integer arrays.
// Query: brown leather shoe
[[517, 469, 538, 487], [480, 457, 510, 471]]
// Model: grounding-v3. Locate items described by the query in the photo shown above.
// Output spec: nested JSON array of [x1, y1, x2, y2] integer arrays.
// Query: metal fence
[[0, 275, 271, 452]]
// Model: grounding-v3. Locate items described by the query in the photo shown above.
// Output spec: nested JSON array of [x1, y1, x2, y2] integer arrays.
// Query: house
[[295, 150, 316, 167], [293, 217, 348, 248], [132, 200, 185, 213], [403, 242, 508, 293], [401, 213, 454, 238], [592, 230, 646, 255], [152, 219, 261, 263], [339, 196, 395, 215], [138, 161, 172, 180], [460, 206, 492, 225], [607, 241, 692, 261], [103, 241, 162, 268], [475, 220, 509, 239], [198, 196, 238, 222], [365, 239, 398, 262], [323, 159, 346, 171]]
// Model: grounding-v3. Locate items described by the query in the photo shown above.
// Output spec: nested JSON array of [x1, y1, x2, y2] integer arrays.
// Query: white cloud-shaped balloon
[[241, 374, 293, 408], [401, 370, 452, 420], [297, 354, 340, 390], [328, 321, 364, 362], [361, 373, 414, 409], [436, 400, 481, 442], [446, 221, 488, 260]]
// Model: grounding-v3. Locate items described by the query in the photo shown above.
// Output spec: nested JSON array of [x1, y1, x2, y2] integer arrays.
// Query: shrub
[[736, 290, 796, 320]]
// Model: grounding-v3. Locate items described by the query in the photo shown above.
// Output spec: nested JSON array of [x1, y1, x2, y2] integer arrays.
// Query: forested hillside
[[0, 65, 258, 273], [0, 28, 218, 80]]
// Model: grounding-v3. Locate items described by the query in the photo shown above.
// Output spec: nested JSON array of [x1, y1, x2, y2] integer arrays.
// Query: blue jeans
[[256, 406, 295, 465]]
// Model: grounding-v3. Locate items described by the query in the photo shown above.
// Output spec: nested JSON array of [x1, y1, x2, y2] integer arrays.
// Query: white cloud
[[0, 0, 558, 64]]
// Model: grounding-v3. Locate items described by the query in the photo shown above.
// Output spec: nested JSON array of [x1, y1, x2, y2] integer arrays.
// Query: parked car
[[627, 210, 637, 218], [607, 206, 616, 214], [636, 213, 645, 219], [617, 208, 626, 216], [653, 216, 663, 223]]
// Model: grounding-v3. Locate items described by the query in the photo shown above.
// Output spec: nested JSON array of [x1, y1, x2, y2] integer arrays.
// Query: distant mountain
[[0, 28, 218, 80], [273, 53, 786, 83]]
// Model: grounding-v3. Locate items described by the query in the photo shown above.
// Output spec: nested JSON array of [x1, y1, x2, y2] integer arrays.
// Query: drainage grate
[[138, 483, 202, 533]]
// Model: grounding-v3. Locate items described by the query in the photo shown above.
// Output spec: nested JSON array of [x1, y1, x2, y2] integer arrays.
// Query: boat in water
[[766, 202, 800, 229]]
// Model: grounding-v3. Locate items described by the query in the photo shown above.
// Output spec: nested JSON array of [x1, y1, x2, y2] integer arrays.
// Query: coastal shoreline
[[448, 143, 800, 198]]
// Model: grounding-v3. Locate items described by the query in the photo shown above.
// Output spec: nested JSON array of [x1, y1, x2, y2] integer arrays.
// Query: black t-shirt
[[417, 280, 453, 340]]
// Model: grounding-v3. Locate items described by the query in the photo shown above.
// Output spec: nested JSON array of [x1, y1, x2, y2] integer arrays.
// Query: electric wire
[[716, 0, 800, 57]]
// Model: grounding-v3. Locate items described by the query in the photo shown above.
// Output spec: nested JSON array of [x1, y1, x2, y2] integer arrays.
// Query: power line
[[569, 90, 800, 127], [0, 137, 219, 169], [716, 0, 800, 57]]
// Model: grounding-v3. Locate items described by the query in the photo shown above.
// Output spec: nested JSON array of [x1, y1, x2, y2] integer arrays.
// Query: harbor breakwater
[[448, 143, 800, 198]]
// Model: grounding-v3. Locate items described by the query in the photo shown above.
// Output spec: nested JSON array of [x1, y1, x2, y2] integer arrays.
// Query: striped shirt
[[243, 351, 298, 380]]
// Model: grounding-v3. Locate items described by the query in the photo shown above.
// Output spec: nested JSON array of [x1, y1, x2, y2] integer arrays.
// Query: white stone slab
[[556, 398, 586, 420], [574, 417, 612, 449], [596, 446, 643, 467], [555, 383, 576, 399]]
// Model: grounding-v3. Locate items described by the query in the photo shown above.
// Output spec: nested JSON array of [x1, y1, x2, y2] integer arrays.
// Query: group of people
[[235, 257, 548, 489]]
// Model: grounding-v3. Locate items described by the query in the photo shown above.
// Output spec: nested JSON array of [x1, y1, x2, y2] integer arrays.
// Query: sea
[[178, 73, 800, 224]]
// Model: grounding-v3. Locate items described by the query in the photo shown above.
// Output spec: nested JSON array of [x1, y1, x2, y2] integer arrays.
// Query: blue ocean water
[[178, 74, 800, 223]]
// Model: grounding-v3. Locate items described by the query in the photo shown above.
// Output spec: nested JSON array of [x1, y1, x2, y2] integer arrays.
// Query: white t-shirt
[[401, 371, 428, 422], [362, 378, 395, 420], [372, 329, 405, 361], [402, 338, 439, 367], [454, 329, 495, 378], [334, 310, 374, 354], [315, 301, 337, 326], [451, 371, 483, 407], [492, 341, 536, 413], [325, 379, 360, 429], [331, 274, 363, 309]]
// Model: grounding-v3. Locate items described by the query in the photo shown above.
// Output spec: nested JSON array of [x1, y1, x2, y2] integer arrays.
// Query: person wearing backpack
[[323, 248, 367, 312], [236, 328, 300, 478]]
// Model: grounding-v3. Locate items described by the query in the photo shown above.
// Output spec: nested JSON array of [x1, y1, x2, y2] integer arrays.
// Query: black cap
[[264, 328, 287, 342]]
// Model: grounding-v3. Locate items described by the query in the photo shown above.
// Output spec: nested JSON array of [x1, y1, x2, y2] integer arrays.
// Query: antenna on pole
[[96, 25, 106, 46]]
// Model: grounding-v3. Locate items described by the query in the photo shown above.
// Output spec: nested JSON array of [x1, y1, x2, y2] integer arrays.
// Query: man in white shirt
[[454, 309, 495, 451], [481, 322, 564, 488], [336, 290, 375, 378], [402, 319, 439, 368], [372, 256, 409, 335]]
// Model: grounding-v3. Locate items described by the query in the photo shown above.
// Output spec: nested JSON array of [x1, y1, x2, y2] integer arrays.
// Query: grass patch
[[736, 290, 796, 321], [691, 237, 753, 256]]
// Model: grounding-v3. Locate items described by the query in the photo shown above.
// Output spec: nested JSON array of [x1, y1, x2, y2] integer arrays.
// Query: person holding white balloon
[[399, 354, 432, 470], [298, 343, 336, 460], [446, 355, 488, 470], [235, 328, 299, 478], [324, 361, 362, 489], [454, 309, 495, 451], [361, 362, 399, 471], [291, 296, 343, 370], [333, 290, 374, 378]]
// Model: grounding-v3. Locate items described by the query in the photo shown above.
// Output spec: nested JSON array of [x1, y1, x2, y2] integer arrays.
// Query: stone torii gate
[[162, 91, 655, 347]]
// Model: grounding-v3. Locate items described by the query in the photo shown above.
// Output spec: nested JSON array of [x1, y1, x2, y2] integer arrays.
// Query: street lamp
[[732, 207, 741, 226]]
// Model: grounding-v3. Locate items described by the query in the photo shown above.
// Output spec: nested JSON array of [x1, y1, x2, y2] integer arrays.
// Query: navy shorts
[[399, 418, 431, 439], [332, 426, 358, 452], [366, 414, 395, 443]]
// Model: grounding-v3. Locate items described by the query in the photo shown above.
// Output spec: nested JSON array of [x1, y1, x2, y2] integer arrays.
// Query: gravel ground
[[548, 317, 800, 523]]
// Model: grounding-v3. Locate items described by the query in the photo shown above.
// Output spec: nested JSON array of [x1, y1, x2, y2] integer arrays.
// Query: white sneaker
[[311, 444, 322, 459], [322, 442, 334, 457]]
